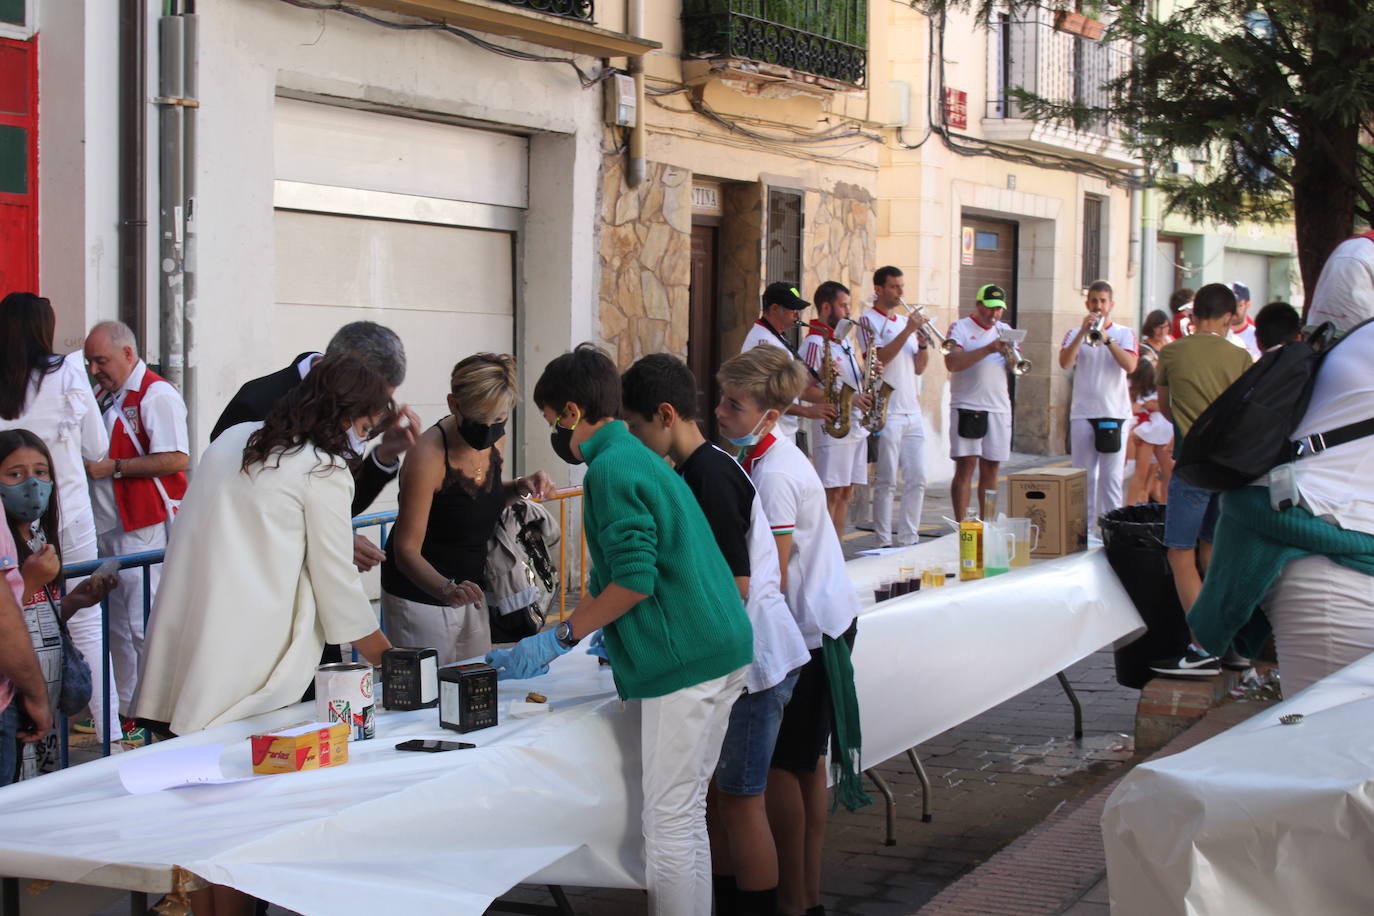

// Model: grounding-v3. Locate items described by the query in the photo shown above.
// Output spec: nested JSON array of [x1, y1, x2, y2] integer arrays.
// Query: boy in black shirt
[[623, 354, 809, 916]]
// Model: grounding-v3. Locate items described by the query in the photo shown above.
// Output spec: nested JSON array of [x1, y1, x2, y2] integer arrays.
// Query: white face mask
[[345, 425, 369, 459]]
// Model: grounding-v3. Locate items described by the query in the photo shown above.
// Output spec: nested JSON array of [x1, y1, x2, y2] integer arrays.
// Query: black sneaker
[[1220, 646, 1252, 671], [1148, 647, 1221, 678]]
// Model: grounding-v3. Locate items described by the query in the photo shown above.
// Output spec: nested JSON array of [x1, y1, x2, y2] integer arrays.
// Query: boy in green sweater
[[487, 343, 753, 916]]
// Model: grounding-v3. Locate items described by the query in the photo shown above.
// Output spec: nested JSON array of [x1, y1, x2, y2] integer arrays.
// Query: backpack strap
[[1293, 418, 1374, 458]]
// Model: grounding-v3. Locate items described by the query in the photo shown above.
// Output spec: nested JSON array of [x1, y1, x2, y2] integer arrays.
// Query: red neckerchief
[[754, 318, 776, 332], [971, 314, 996, 331], [741, 433, 778, 474], [806, 319, 834, 339]]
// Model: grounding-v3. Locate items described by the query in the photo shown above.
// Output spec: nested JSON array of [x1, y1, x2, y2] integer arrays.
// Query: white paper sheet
[[118, 744, 262, 794]]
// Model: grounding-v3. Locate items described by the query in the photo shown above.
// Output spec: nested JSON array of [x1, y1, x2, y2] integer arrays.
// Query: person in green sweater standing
[[486, 343, 753, 916]]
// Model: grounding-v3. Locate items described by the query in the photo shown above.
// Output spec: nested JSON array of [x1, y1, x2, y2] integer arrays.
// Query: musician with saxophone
[[858, 266, 931, 548], [801, 281, 874, 536], [1058, 280, 1138, 524], [945, 284, 1016, 521]]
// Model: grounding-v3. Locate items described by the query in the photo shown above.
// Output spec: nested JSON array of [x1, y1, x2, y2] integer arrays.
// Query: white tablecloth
[[1102, 651, 1374, 916], [0, 538, 1144, 914]]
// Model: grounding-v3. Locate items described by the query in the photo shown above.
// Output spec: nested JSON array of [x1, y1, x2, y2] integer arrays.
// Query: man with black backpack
[[1151, 283, 1254, 676]]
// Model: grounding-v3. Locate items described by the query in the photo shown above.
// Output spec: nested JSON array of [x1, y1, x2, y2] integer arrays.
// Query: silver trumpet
[[1085, 314, 1106, 346], [1008, 341, 1032, 376], [900, 298, 957, 354]]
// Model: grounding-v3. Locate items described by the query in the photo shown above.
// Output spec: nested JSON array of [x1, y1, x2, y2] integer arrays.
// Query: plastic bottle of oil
[[958, 507, 984, 581]]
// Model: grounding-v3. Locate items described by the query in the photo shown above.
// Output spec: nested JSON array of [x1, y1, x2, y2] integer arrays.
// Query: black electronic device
[[396, 739, 475, 753]]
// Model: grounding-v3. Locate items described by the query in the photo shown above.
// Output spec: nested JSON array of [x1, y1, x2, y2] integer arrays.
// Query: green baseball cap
[[977, 284, 1008, 308]]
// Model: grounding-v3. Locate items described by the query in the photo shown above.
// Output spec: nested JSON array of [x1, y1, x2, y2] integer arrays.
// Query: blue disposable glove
[[586, 628, 609, 661], [485, 628, 571, 681]]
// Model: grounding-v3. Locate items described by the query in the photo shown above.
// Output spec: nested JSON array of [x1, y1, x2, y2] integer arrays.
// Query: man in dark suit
[[210, 322, 420, 571]]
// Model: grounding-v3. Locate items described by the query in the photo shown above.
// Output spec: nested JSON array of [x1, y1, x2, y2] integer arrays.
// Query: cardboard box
[[1008, 467, 1087, 558], [250, 721, 349, 775]]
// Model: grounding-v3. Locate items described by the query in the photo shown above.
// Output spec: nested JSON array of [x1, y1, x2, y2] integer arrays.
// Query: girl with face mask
[[380, 354, 555, 666], [0, 430, 115, 784]]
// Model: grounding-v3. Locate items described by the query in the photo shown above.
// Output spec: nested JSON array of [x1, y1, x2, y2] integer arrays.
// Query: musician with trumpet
[[945, 284, 1017, 521], [1058, 280, 1139, 524], [801, 281, 875, 537], [857, 266, 931, 548]]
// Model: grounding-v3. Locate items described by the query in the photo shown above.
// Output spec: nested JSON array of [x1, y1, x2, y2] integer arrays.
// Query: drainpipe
[[157, 14, 186, 389], [1128, 169, 1142, 323], [627, 0, 645, 187], [182, 10, 199, 450], [118, 0, 147, 336]]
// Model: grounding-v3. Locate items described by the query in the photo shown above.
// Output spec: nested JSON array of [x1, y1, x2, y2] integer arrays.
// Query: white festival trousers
[[640, 665, 747, 916], [97, 523, 166, 713], [873, 411, 927, 546], [1070, 418, 1124, 527], [1263, 554, 1374, 696], [61, 536, 122, 742]]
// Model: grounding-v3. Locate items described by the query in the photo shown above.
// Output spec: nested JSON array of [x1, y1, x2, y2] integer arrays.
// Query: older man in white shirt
[[83, 321, 189, 728]]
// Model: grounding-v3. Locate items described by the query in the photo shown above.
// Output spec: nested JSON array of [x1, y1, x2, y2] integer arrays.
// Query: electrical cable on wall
[[276, 0, 612, 88]]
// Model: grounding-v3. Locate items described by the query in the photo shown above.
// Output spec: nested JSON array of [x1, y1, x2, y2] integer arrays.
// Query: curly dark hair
[[0, 428, 63, 587], [242, 353, 394, 473]]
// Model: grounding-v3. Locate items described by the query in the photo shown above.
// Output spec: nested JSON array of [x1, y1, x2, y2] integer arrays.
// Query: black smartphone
[[396, 739, 475, 753]]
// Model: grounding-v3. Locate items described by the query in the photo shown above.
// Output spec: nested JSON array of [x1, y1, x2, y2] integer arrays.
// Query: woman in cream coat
[[132, 353, 392, 738]]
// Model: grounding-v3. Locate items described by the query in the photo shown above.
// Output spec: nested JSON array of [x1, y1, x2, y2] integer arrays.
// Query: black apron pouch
[[957, 409, 989, 439], [1090, 418, 1124, 453]]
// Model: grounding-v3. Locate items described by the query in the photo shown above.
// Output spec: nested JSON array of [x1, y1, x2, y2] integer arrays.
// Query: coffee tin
[[313, 662, 375, 741]]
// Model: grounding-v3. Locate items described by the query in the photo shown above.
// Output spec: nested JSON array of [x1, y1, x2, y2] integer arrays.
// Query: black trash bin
[[1100, 503, 1191, 688]]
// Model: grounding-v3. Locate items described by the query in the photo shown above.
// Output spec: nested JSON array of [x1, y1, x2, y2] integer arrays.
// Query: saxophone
[[820, 329, 854, 439], [860, 317, 896, 434]]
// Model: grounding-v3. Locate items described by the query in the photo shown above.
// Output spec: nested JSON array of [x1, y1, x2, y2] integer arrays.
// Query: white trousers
[[381, 590, 491, 666], [640, 666, 746, 916], [98, 523, 166, 713], [1070, 419, 1125, 525], [1263, 554, 1374, 696], [873, 412, 927, 546], [61, 537, 122, 742]]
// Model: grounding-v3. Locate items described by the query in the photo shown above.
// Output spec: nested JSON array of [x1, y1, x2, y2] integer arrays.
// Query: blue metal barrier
[[53, 513, 398, 766]]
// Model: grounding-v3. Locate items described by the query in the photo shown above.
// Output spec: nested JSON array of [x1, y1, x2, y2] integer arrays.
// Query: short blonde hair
[[451, 353, 518, 421], [717, 346, 807, 411]]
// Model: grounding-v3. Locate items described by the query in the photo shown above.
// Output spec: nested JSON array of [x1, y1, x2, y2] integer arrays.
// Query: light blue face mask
[[727, 412, 773, 449], [0, 476, 53, 524]]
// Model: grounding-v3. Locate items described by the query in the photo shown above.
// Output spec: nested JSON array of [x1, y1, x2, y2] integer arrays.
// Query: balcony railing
[[682, 1, 868, 86], [491, 0, 593, 21], [982, 12, 1137, 166]]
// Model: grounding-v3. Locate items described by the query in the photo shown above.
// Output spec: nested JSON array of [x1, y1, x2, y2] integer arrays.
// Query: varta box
[[1008, 467, 1087, 558], [250, 721, 349, 775]]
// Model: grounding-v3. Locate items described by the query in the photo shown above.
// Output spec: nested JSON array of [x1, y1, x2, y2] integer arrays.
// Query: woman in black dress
[[380, 354, 552, 664]]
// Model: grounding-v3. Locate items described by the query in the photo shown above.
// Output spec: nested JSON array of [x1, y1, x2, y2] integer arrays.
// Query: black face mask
[[549, 412, 582, 466], [458, 417, 505, 451]]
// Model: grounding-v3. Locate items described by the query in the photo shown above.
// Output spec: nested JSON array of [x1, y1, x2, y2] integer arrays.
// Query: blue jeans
[[0, 702, 18, 788], [1164, 474, 1221, 549], [715, 669, 800, 796]]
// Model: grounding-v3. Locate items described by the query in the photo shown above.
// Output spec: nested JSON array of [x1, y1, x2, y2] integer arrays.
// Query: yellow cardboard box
[[250, 721, 349, 775]]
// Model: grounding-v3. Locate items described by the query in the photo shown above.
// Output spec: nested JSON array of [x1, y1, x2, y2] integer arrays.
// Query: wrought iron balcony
[[682, 1, 867, 87], [491, 0, 593, 21]]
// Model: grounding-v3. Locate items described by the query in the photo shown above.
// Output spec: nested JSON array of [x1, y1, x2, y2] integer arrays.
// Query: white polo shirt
[[743, 434, 859, 649], [89, 360, 191, 535], [858, 307, 924, 417], [1226, 318, 1260, 361], [741, 319, 802, 442], [1288, 321, 1374, 535], [1062, 322, 1138, 420], [801, 320, 869, 443], [948, 316, 1012, 413]]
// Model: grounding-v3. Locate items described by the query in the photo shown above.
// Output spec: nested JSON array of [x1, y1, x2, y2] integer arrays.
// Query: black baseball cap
[[976, 284, 1008, 307], [762, 282, 810, 311]]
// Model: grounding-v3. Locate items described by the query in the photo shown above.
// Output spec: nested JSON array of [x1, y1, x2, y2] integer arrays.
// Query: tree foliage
[[938, 0, 1374, 292]]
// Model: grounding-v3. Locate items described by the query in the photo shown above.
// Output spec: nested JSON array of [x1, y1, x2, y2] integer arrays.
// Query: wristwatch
[[555, 620, 579, 649], [113, 459, 125, 479]]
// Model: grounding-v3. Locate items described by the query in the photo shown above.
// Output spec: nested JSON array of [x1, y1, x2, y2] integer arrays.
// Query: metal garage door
[[1223, 250, 1270, 306]]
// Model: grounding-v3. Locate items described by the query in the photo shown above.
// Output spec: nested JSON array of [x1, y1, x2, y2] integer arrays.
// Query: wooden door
[[957, 216, 1019, 324], [689, 224, 720, 438]]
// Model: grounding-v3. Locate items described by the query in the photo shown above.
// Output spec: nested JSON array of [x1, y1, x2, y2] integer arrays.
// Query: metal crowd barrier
[[53, 489, 586, 766]]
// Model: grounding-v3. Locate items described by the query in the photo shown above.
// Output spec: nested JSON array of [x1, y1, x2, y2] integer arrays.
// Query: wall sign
[[944, 88, 968, 130], [692, 183, 722, 215], [961, 226, 975, 266]]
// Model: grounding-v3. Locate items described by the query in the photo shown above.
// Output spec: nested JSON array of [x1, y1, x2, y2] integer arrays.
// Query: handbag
[[957, 408, 990, 439], [483, 500, 562, 644], [44, 588, 93, 718]]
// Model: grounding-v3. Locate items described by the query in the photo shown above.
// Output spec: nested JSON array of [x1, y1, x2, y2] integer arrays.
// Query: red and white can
[[313, 662, 375, 741]]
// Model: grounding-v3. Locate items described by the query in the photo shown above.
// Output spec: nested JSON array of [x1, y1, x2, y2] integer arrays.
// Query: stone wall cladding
[[804, 181, 876, 302], [598, 144, 692, 368]]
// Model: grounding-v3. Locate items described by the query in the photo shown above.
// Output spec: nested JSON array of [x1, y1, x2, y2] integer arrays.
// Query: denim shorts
[[1163, 474, 1220, 548], [715, 669, 800, 796]]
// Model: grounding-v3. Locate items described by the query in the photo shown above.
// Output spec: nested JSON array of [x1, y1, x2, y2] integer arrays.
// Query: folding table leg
[[1056, 671, 1084, 740], [864, 769, 897, 846], [547, 885, 575, 915], [2, 878, 18, 916], [130, 891, 148, 915], [905, 749, 934, 823]]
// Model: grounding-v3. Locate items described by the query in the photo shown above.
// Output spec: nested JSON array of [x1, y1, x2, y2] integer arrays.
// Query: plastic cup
[[1004, 517, 1040, 567]]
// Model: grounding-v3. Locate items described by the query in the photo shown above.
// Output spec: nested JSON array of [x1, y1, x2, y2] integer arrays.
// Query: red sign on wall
[[943, 88, 968, 130]]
